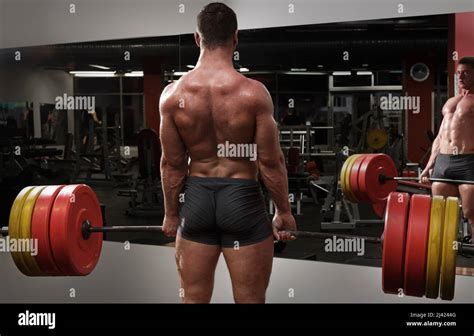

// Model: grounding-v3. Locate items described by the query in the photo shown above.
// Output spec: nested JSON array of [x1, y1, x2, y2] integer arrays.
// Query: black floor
[[90, 183, 474, 270]]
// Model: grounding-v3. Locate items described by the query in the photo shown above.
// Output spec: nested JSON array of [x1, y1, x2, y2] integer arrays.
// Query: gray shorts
[[178, 176, 273, 248], [432, 153, 474, 182]]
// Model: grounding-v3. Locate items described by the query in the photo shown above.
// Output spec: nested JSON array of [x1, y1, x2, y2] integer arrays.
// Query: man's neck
[[195, 46, 234, 69], [462, 87, 474, 96]]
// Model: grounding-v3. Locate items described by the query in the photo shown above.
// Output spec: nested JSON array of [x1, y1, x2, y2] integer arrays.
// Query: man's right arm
[[254, 85, 290, 214], [421, 114, 445, 182], [253, 82, 296, 241], [425, 131, 442, 170]]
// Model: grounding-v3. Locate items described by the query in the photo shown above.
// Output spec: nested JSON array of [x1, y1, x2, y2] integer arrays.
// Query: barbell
[[340, 153, 474, 217], [382, 175, 474, 185], [0, 184, 472, 301]]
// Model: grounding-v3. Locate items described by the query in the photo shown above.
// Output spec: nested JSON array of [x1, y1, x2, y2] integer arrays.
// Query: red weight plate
[[350, 154, 375, 202], [50, 184, 103, 276], [358, 154, 398, 204], [372, 201, 386, 219], [31, 185, 66, 275], [382, 192, 410, 294], [404, 194, 431, 297]]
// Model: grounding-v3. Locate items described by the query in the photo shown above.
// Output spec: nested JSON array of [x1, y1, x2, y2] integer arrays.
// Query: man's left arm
[[159, 93, 188, 237]]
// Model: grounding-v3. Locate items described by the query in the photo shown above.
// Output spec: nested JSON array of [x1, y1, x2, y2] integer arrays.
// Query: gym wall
[[0, 67, 74, 138], [0, 0, 4, 49], [1, 0, 473, 49]]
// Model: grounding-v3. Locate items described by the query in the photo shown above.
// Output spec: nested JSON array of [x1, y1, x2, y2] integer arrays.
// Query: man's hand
[[272, 212, 297, 242], [420, 168, 432, 184], [162, 215, 180, 237]]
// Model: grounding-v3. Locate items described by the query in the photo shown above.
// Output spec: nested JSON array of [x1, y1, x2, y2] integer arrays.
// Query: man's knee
[[462, 205, 474, 223], [175, 252, 184, 276], [182, 285, 213, 303], [233, 287, 265, 304], [231, 276, 268, 303], [432, 182, 458, 197]]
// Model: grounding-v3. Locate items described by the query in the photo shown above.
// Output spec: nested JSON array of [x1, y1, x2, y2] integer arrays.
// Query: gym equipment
[[340, 153, 474, 205], [440, 197, 460, 300], [31, 185, 65, 275], [1, 185, 473, 301], [9, 186, 36, 276], [340, 154, 361, 203], [49, 184, 102, 276], [424, 196, 444, 299], [319, 152, 370, 230], [8, 184, 102, 276], [403, 194, 431, 297], [366, 128, 388, 150], [117, 128, 164, 217], [278, 125, 335, 159], [74, 109, 129, 182], [340, 153, 397, 205], [137, 129, 161, 180], [355, 104, 389, 152], [381, 192, 409, 294]]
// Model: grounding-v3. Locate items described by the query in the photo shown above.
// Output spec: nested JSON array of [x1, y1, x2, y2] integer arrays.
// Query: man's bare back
[[158, 3, 296, 303], [160, 66, 265, 180]]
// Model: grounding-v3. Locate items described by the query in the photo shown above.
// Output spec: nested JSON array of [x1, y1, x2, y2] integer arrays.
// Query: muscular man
[[421, 56, 474, 235], [159, 3, 296, 303]]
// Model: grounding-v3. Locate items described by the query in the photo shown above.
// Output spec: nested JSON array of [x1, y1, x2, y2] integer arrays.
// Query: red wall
[[448, 13, 474, 97], [144, 59, 165, 134], [404, 57, 435, 163]]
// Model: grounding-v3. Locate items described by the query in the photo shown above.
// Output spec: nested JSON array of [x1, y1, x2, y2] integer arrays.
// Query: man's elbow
[[258, 153, 286, 172], [161, 156, 188, 173]]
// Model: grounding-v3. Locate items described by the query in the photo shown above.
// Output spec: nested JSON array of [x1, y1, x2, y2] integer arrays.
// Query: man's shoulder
[[159, 82, 179, 114], [241, 77, 271, 103], [245, 77, 268, 92], [441, 96, 462, 113], [161, 81, 178, 97], [445, 95, 464, 105]]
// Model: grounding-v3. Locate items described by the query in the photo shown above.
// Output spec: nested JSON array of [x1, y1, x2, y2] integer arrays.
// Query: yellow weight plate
[[343, 154, 361, 203], [440, 197, 460, 301], [9, 186, 35, 275], [340, 155, 351, 196], [425, 196, 445, 299], [19, 186, 47, 276], [367, 128, 388, 150], [340, 156, 350, 198]]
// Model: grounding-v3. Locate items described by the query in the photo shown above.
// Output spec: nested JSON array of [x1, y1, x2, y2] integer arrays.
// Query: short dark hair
[[197, 3, 237, 48], [459, 56, 474, 69]]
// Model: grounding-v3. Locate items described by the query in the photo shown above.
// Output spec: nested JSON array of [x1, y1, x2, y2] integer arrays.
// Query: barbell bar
[[2, 222, 384, 244], [381, 175, 474, 185], [4, 222, 473, 254]]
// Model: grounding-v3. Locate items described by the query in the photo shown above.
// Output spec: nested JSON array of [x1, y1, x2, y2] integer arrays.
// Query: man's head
[[195, 2, 238, 50], [457, 56, 474, 91]]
